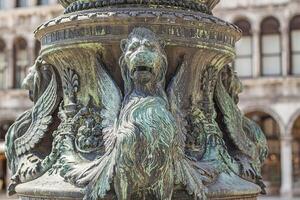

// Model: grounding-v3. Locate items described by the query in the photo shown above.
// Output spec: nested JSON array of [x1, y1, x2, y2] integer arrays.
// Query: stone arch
[[243, 106, 285, 136], [234, 18, 252, 35], [231, 15, 253, 24], [244, 107, 282, 195], [287, 109, 300, 136], [286, 109, 300, 195]]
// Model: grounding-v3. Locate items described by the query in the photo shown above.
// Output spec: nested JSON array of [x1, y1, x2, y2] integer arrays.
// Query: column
[[281, 25, 290, 76], [27, 37, 35, 66], [28, 0, 37, 7], [280, 135, 293, 198], [252, 24, 261, 78], [6, 37, 14, 89]]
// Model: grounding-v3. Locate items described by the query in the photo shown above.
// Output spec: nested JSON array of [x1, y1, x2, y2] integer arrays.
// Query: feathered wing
[[14, 71, 58, 157], [5, 110, 32, 174], [96, 58, 122, 134], [167, 60, 215, 199], [214, 74, 256, 159], [61, 58, 122, 200], [214, 68, 269, 192]]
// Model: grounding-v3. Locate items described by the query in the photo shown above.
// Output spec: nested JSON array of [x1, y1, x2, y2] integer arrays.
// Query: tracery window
[[291, 16, 300, 75], [234, 19, 253, 78], [261, 17, 282, 76], [13, 37, 28, 88]]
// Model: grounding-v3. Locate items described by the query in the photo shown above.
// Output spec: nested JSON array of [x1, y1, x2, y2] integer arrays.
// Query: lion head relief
[[119, 27, 168, 98]]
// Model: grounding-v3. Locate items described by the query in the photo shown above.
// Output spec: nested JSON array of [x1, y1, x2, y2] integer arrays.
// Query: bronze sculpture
[[5, 1, 268, 199]]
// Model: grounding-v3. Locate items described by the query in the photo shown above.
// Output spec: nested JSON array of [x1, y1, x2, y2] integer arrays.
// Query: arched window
[[246, 111, 281, 195], [292, 116, 300, 190], [261, 17, 281, 76], [234, 19, 253, 78], [0, 39, 6, 89], [16, 0, 28, 7], [291, 16, 300, 75], [13, 37, 28, 89], [37, 0, 49, 5]]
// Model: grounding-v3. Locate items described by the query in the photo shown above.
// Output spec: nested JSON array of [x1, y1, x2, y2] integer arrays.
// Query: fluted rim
[[58, 0, 220, 14]]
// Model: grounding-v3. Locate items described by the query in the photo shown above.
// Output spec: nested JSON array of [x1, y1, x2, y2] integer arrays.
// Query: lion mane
[[114, 27, 176, 199]]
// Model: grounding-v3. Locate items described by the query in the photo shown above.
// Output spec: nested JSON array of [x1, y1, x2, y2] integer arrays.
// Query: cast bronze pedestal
[[5, 1, 268, 200]]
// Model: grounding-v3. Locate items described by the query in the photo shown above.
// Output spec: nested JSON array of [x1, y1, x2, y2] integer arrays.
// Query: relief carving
[[6, 25, 267, 200]]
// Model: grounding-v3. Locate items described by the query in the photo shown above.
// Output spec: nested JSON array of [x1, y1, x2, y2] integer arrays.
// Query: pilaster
[[280, 24, 290, 76], [28, 0, 37, 7], [280, 135, 293, 198], [5, 36, 14, 89], [252, 24, 261, 78]]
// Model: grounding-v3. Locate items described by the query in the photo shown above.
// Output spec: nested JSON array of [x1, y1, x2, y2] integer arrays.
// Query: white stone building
[[215, 0, 300, 197], [0, 0, 299, 198]]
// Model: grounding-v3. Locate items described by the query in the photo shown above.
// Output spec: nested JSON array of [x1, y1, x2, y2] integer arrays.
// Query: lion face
[[121, 28, 167, 85]]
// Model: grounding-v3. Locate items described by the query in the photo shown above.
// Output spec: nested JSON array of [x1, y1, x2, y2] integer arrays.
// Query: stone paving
[[0, 194, 300, 200]]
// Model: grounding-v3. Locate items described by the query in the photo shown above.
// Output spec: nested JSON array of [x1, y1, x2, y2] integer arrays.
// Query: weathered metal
[[5, 1, 268, 199]]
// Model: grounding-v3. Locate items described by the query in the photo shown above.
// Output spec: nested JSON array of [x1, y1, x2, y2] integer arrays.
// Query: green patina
[[5, 1, 267, 200]]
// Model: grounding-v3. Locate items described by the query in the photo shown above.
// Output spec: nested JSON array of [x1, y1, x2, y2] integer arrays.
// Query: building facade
[[0, 0, 299, 198], [215, 0, 300, 197]]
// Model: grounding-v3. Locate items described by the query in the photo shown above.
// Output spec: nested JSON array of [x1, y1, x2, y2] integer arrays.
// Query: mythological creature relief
[[6, 28, 268, 200], [58, 28, 215, 200], [5, 58, 63, 194]]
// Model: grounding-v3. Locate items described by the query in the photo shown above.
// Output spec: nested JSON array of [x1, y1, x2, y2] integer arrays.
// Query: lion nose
[[133, 51, 153, 63]]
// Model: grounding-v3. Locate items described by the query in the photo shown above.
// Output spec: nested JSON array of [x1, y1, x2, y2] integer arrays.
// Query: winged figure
[[59, 27, 216, 200], [214, 65, 268, 193], [5, 59, 61, 194]]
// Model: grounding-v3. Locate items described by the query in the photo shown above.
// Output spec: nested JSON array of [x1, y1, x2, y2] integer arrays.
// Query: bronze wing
[[14, 70, 59, 157], [167, 59, 215, 199]]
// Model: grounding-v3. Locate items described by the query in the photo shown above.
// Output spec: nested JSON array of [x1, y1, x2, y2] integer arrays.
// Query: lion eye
[[128, 42, 140, 51], [144, 41, 154, 48]]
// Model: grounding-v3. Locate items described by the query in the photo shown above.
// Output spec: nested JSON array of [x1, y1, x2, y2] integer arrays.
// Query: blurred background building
[[0, 0, 299, 198]]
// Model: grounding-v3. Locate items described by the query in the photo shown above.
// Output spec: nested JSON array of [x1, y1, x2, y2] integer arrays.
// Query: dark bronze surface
[[5, 1, 267, 199]]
